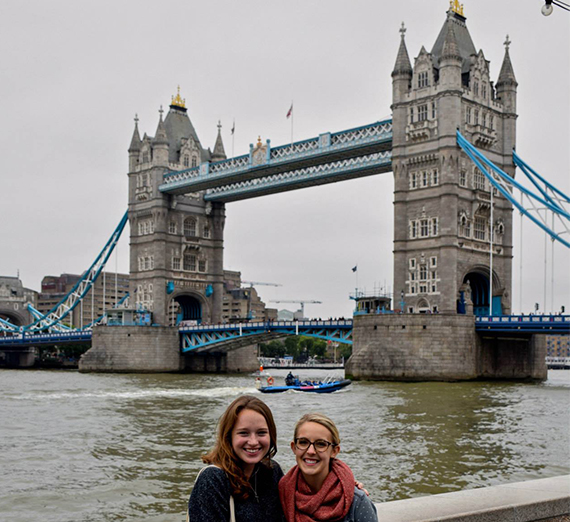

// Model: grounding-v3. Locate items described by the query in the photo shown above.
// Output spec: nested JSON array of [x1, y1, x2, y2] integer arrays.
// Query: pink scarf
[[279, 459, 355, 522]]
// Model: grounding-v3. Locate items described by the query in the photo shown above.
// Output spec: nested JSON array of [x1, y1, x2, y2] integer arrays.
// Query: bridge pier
[[78, 325, 260, 373], [346, 314, 547, 381], [79, 325, 183, 373], [1, 348, 36, 368], [183, 343, 259, 373]]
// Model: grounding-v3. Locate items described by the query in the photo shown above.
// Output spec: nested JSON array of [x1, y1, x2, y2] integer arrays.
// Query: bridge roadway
[[159, 120, 393, 202], [0, 315, 567, 351]]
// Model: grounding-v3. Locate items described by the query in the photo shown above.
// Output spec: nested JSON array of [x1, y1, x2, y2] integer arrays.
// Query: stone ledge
[[374, 475, 570, 522]]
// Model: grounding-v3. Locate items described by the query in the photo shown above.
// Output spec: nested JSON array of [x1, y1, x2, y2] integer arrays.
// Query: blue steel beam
[[23, 211, 129, 333], [475, 315, 570, 334], [180, 320, 353, 353], [457, 131, 570, 248], [0, 330, 92, 348], [159, 120, 392, 195], [204, 152, 391, 203]]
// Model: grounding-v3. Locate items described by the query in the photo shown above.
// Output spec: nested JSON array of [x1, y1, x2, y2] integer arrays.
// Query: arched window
[[184, 217, 197, 237]]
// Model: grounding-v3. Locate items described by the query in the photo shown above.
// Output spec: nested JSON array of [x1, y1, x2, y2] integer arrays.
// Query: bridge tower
[[391, 2, 517, 315], [127, 89, 227, 326]]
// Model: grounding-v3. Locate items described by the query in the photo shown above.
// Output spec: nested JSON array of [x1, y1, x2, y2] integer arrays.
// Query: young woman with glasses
[[279, 413, 377, 522]]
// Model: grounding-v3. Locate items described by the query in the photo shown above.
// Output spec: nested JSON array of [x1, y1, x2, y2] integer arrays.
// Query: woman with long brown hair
[[188, 395, 284, 521]]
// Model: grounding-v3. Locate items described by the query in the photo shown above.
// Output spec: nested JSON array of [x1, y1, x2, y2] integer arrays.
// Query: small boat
[[258, 378, 352, 394]]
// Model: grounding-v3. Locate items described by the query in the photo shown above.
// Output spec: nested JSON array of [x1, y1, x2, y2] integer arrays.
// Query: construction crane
[[271, 300, 322, 319], [241, 281, 282, 320], [241, 281, 282, 288]]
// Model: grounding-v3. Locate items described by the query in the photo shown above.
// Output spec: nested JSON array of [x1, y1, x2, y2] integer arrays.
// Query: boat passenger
[[285, 371, 295, 386], [279, 413, 378, 522], [188, 395, 284, 521]]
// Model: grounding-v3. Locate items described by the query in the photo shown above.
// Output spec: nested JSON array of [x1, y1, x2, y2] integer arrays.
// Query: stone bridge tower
[[127, 89, 227, 326], [391, 1, 517, 315]]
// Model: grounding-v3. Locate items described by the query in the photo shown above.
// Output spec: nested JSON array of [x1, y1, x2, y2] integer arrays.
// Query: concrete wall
[[184, 343, 259, 373], [79, 325, 183, 373], [374, 474, 569, 521], [1, 348, 36, 368], [478, 334, 547, 380], [347, 313, 547, 381]]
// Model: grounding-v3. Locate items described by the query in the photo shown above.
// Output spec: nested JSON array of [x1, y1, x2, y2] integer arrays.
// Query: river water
[[1, 369, 569, 522]]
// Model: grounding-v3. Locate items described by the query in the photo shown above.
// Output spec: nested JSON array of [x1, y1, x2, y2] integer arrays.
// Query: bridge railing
[[0, 330, 92, 345], [179, 319, 353, 332], [476, 314, 569, 325]]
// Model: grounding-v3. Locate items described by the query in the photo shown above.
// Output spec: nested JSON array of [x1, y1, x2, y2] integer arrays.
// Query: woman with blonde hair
[[188, 395, 284, 521], [279, 413, 377, 522]]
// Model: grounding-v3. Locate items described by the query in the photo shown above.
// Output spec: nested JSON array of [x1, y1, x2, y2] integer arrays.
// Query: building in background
[[0, 276, 38, 328], [37, 272, 130, 328], [221, 271, 277, 323]]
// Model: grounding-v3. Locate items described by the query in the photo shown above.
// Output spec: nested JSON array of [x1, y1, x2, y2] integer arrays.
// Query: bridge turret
[[211, 121, 227, 162], [391, 22, 412, 105], [438, 15, 462, 90], [391, 3, 515, 316], [128, 115, 142, 172], [152, 107, 170, 167], [496, 36, 518, 159]]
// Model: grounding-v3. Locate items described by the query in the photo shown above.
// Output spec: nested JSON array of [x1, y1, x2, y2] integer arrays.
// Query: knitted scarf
[[279, 459, 355, 522]]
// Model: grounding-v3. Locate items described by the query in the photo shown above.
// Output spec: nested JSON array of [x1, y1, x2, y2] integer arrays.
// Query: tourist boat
[[257, 376, 352, 394]]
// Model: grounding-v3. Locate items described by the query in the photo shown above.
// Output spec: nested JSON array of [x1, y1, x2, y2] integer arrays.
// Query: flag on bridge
[[231, 120, 235, 135], [352, 265, 358, 272], [286, 103, 293, 119]]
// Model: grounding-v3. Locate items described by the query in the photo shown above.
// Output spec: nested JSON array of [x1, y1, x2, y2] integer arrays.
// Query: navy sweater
[[188, 461, 284, 522]]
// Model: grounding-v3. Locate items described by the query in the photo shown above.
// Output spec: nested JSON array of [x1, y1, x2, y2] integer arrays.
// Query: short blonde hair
[[294, 413, 341, 445]]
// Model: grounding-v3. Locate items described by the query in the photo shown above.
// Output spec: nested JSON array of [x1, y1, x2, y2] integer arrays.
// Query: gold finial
[[257, 136, 262, 146], [449, 0, 464, 16], [171, 85, 186, 108]]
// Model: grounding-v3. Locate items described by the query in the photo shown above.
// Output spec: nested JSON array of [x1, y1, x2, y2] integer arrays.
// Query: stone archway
[[0, 309, 28, 329], [417, 298, 431, 313], [462, 269, 502, 316], [169, 294, 205, 326]]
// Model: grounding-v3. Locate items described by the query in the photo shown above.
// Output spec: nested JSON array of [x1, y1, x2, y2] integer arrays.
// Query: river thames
[[1, 368, 569, 522]]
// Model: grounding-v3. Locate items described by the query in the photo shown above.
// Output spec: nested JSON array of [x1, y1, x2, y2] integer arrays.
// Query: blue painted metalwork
[[475, 314, 570, 334], [204, 152, 391, 202], [457, 131, 570, 248], [0, 316, 19, 333], [179, 320, 353, 352], [0, 211, 129, 335], [159, 120, 392, 196], [82, 292, 131, 330], [0, 330, 92, 348]]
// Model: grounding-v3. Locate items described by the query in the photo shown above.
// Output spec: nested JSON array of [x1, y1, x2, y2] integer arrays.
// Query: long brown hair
[[202, 395, 278, 499]]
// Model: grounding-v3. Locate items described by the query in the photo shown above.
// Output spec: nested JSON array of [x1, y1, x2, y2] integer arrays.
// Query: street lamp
[[400, 290, 405, 313], [542, 0, 554, 15]]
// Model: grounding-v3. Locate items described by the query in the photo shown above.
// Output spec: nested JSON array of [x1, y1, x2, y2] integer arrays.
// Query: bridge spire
[[392, 22, 412, 78], [497, 35, 517, 88], [211, 120, 227, 162], [128, 113, 142, 153]]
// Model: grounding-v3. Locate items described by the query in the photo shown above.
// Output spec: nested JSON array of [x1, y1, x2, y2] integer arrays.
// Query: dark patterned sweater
[[188, 461, 284, 522]]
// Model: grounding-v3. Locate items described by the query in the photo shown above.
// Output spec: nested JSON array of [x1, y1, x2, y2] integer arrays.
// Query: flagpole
[[231, 118, 235, 157], [290, 101, 294, 145]]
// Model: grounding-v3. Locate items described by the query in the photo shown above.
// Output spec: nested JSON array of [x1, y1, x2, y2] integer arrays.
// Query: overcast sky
[[1, 0, 568, 318]]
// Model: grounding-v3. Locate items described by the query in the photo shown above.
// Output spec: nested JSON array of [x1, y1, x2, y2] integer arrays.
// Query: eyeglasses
[[294, 438, 337, 452]]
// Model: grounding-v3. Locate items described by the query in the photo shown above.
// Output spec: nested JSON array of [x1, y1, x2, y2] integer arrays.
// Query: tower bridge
[[2, 3, 569, 377]]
